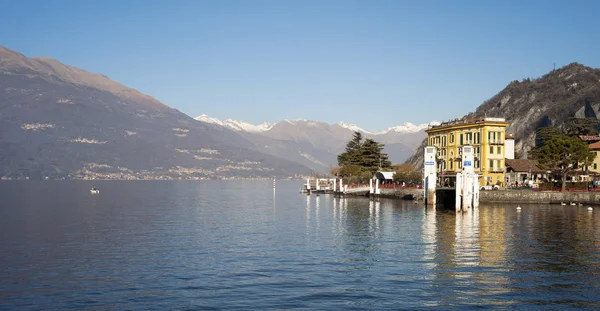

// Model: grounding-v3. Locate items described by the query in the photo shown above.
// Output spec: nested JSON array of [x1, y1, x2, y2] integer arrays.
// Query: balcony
[[489, 139, 505, 145]]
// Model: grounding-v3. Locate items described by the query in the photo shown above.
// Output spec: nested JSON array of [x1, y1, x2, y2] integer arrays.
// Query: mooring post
[[456, 172, 463, 212], [369, 179, 374, 196], [424, 146, 437, 205], [461, 145, 476, 212], [472, 174, 480, 208], [375, 178, 380, 195], [462, 172, 473, 210]]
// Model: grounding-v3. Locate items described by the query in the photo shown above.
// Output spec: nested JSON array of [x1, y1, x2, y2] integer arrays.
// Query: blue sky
[[1, 0, 599, 131]]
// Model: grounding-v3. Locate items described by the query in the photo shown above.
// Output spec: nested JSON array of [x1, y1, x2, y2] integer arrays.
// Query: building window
[[490, 146, 494, 154], [450, 134, 454, 144], [450, 159, 454, 169], [594, 163, 597, 170], [497, 146, 501, 154], [442, 136, 446, 146], [475, 160, 479, 169], [475, 132, 480, 144], [459, 134, 463, 145], [489, 159, 494, 169]]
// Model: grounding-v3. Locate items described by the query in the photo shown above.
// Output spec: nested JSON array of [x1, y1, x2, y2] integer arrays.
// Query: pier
[[424, 145, 480, 212]]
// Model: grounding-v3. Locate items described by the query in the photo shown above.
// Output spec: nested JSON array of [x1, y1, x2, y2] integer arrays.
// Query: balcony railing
[[489, 139, 505, 145]]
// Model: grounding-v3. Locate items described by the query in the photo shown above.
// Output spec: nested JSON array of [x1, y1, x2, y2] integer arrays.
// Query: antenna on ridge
[[553, 62, 556, 71]]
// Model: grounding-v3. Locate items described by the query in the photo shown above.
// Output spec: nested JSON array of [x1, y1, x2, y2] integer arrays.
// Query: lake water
[[1, 180, 600, 310]]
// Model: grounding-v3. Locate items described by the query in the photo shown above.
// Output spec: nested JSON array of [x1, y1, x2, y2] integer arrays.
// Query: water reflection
[[422, 206, 436, 270], [4, 182, 600, 310]]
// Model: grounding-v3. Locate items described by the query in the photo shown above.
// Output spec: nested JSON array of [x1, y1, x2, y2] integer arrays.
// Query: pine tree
[[563, 117, 600, 136], [360, 139, 392, 173], [532, 135, 596, 191], [337, 132, 392, 177], [338, 131, 363, 167]]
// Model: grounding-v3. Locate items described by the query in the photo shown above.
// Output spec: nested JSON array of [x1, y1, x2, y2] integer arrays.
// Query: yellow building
[[587, 141, 600, 174], [425, 117, 510, 187]]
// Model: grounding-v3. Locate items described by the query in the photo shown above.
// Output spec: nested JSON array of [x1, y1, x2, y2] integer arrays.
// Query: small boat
[[90, 187, 99, 194]]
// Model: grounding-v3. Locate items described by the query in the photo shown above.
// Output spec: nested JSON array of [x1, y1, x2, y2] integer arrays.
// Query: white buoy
[[561, 202, 566, 206], [588, 207, 593, 211], [516, 205, 521, 211]]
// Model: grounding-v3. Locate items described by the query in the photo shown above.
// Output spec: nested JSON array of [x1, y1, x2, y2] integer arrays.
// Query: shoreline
[[341, 188, 600, 206]]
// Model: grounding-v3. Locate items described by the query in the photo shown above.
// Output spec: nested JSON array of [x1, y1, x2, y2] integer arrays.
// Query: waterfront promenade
[[343, 184, 600, 206]]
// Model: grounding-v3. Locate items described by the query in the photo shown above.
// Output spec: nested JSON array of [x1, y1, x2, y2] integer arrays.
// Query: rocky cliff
[[406, 63, 600, 168]]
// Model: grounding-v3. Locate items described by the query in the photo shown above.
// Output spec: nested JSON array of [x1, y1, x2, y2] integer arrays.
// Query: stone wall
[[480, 190, 600, 205], [378, 188, 423, 200]]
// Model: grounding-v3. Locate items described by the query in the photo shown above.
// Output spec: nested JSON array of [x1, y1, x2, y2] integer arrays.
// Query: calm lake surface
[[1, 180, 600, 310]]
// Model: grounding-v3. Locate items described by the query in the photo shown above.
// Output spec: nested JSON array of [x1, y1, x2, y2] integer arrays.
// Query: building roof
[[374, 171, 395, 180], [579, 135, 600, 142], [426, 117, 508, 133], [589, 141, 600, 149], [505, 159, 546, 173]]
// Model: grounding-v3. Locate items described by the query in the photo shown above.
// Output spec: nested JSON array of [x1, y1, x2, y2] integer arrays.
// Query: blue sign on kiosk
[[463, 161, 472, 167], [425, 161, 435, 166]]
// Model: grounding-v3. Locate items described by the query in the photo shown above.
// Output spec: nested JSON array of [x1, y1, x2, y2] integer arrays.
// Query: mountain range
[[6, 44, 591, 180], [0, 45, 429, 179], [194, 114, 435, 172], [406, 62, 600, 168], [0, 46, 315, 179]]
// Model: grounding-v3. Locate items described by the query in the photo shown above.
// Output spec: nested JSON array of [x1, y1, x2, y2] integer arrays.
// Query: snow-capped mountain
[[196, 114, 436, 135], [377, 121, 442, 134], [195, 114, 273, 132], [337, 122, 374, 134], [193, 114, 435, 172]]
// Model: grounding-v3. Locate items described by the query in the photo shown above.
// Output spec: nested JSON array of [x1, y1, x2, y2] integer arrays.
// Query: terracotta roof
[[579, 135, 600, 142], [505, 159, 546, 173], [589, 141, 600, 149]]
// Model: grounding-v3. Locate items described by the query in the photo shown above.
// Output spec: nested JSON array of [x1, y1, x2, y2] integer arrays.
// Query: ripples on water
[[1, 181, 599, 310]]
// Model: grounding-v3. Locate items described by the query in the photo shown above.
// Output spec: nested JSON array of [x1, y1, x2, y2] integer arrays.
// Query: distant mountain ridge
[[0, 45, 437, 179], [196, 114, 438, 172], [195, 114, 437, 135], [406, 62, 600, 168], [0, 45, 313, 179]]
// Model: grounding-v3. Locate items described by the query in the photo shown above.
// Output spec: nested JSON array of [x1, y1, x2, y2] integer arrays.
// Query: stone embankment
[[345, 187, 600, 206], [344, 187, 424, 200], [480, 190, 600, 205]]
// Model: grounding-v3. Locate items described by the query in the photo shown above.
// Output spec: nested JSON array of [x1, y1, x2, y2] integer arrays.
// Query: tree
[[393, 163, 422, 183], [329, 165, 341, 177], [360, 138, 392, 174], [337, 131, 363, 167], [532, 135, 596, 191], [535, 126, 562, 147], [337, 131, 392, 177], [563, 117, 600, 136]]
